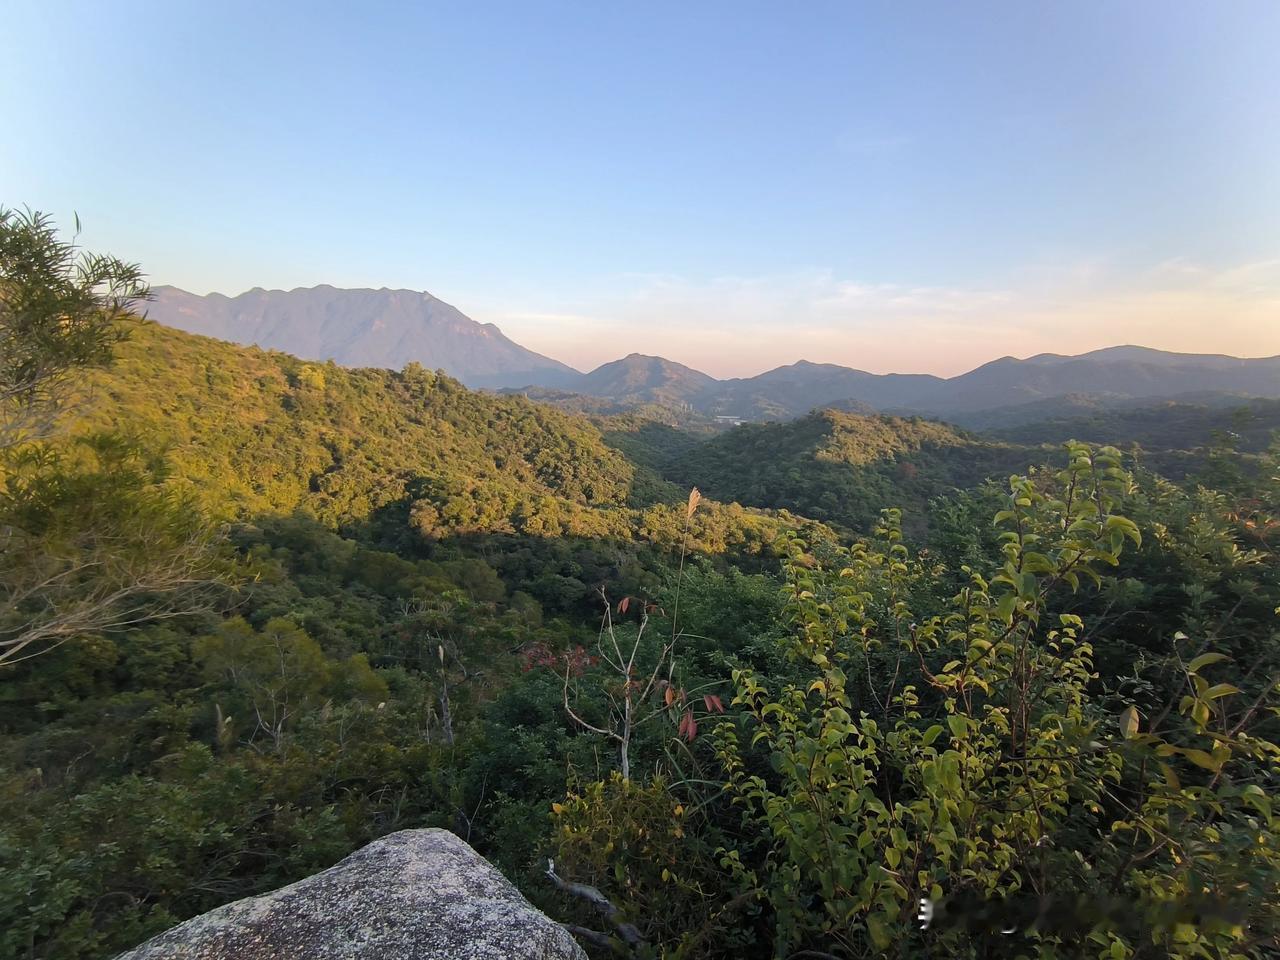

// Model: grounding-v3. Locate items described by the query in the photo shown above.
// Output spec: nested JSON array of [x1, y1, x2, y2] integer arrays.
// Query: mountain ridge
[[148, 284, 582, 390], [146, 284, 1280, 423]]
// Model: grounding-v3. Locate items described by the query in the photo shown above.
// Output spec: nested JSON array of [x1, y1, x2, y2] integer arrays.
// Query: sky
[[2, 1, 1277, 377]]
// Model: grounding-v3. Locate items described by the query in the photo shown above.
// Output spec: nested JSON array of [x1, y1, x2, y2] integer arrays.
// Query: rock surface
[[117, 828, 587, 960]]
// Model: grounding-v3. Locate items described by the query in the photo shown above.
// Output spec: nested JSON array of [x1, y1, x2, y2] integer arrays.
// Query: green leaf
[[1202, 683, 1240, 700], [1182, 749, 1221, 772], [866, 914, 892, 949], [1187, 652, 1228, 674]]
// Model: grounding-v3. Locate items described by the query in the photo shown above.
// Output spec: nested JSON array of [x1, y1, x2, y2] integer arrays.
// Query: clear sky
[[3, 1, 1277, 376]]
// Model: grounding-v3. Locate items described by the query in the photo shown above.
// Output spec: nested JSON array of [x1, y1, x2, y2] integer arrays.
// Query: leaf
[[867, 914, 892, 949], [703, 693, 725, 714], [1202, 683, 1241, 700], [1182, 748, 1221, 772], [618, 596, 630, 614], [665, 687, 675, 707], [1119, 705, 1139, 739], [1187, 652, 1228, 673]]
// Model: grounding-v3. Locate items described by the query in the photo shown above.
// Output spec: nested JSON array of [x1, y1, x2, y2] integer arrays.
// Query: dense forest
[[2, 211, 1277, 960]]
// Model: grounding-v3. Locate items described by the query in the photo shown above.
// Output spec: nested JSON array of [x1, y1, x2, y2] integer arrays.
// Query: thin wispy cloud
[[478, 256, 1280, 377]]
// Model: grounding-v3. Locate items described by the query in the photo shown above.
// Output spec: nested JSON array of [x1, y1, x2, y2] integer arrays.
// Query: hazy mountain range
[[149, 285, 1280, 424]]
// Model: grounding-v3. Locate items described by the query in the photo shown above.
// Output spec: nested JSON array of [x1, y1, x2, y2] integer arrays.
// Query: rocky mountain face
[[147, 285, 580, 389], [116, 829, 587, 960]]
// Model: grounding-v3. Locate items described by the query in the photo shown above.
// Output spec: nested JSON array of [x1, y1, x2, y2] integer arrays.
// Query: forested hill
[[94, 324, 1259, 543], [80, 322, 631, 522], [75, 321, 822, 556], [661, 409, 1034, 531], [988, 396, 1280, 453]]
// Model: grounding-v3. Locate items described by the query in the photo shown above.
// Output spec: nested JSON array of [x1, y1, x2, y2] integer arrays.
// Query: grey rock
[[117, 828, 587, 960]]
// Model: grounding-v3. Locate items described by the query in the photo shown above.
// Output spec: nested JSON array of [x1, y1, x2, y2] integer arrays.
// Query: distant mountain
[[531, 344, 1280, 425], [147, 285, 580, 389], [148, 286, 1280, 422], [708, 361, 942, 420], [574, 353, 717, 407], [922, 346, 1280, 414]]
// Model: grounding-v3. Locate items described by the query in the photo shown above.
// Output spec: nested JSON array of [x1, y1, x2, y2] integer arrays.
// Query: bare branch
[[546, 858, 647, 951]]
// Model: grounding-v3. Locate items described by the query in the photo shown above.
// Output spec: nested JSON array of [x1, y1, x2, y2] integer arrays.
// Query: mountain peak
[[147, 285, 580, 389]]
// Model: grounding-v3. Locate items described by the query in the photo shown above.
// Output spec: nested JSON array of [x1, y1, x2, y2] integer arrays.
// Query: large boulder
[[117, 828, 587, 960]]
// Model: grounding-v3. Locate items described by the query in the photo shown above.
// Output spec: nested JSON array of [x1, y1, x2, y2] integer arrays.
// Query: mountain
[[572, 354, 718, 407], [921, 346, 1280, 414], [146, 285, 1280, 423], [147, 285, 581, 389], [707, 361, 942, 420], [537, 345, 1280, 425]]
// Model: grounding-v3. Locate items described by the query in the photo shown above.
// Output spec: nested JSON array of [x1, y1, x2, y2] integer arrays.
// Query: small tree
[[0, 207, 145, 451], [0, 208, 220, 667], [562, 489, 723, 781], [194, 617, 332, 751]]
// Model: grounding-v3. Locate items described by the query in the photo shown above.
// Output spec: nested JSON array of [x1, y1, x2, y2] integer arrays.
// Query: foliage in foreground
[[551, 445, 1280, 959]]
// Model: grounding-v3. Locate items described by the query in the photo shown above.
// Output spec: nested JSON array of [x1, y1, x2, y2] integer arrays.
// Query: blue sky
[[3, 0, 1277, 375]]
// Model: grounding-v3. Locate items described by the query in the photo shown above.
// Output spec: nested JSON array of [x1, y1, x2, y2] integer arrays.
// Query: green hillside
[[73, 322, 826, 560], [80, 321, 635, 521], [663, 409, 1034, 531]]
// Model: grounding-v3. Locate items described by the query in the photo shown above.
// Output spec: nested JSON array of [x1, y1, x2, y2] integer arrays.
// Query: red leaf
[[679, 711, 698, 741], [703, 694, 725, 714], [618, 596, 630, 614]]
